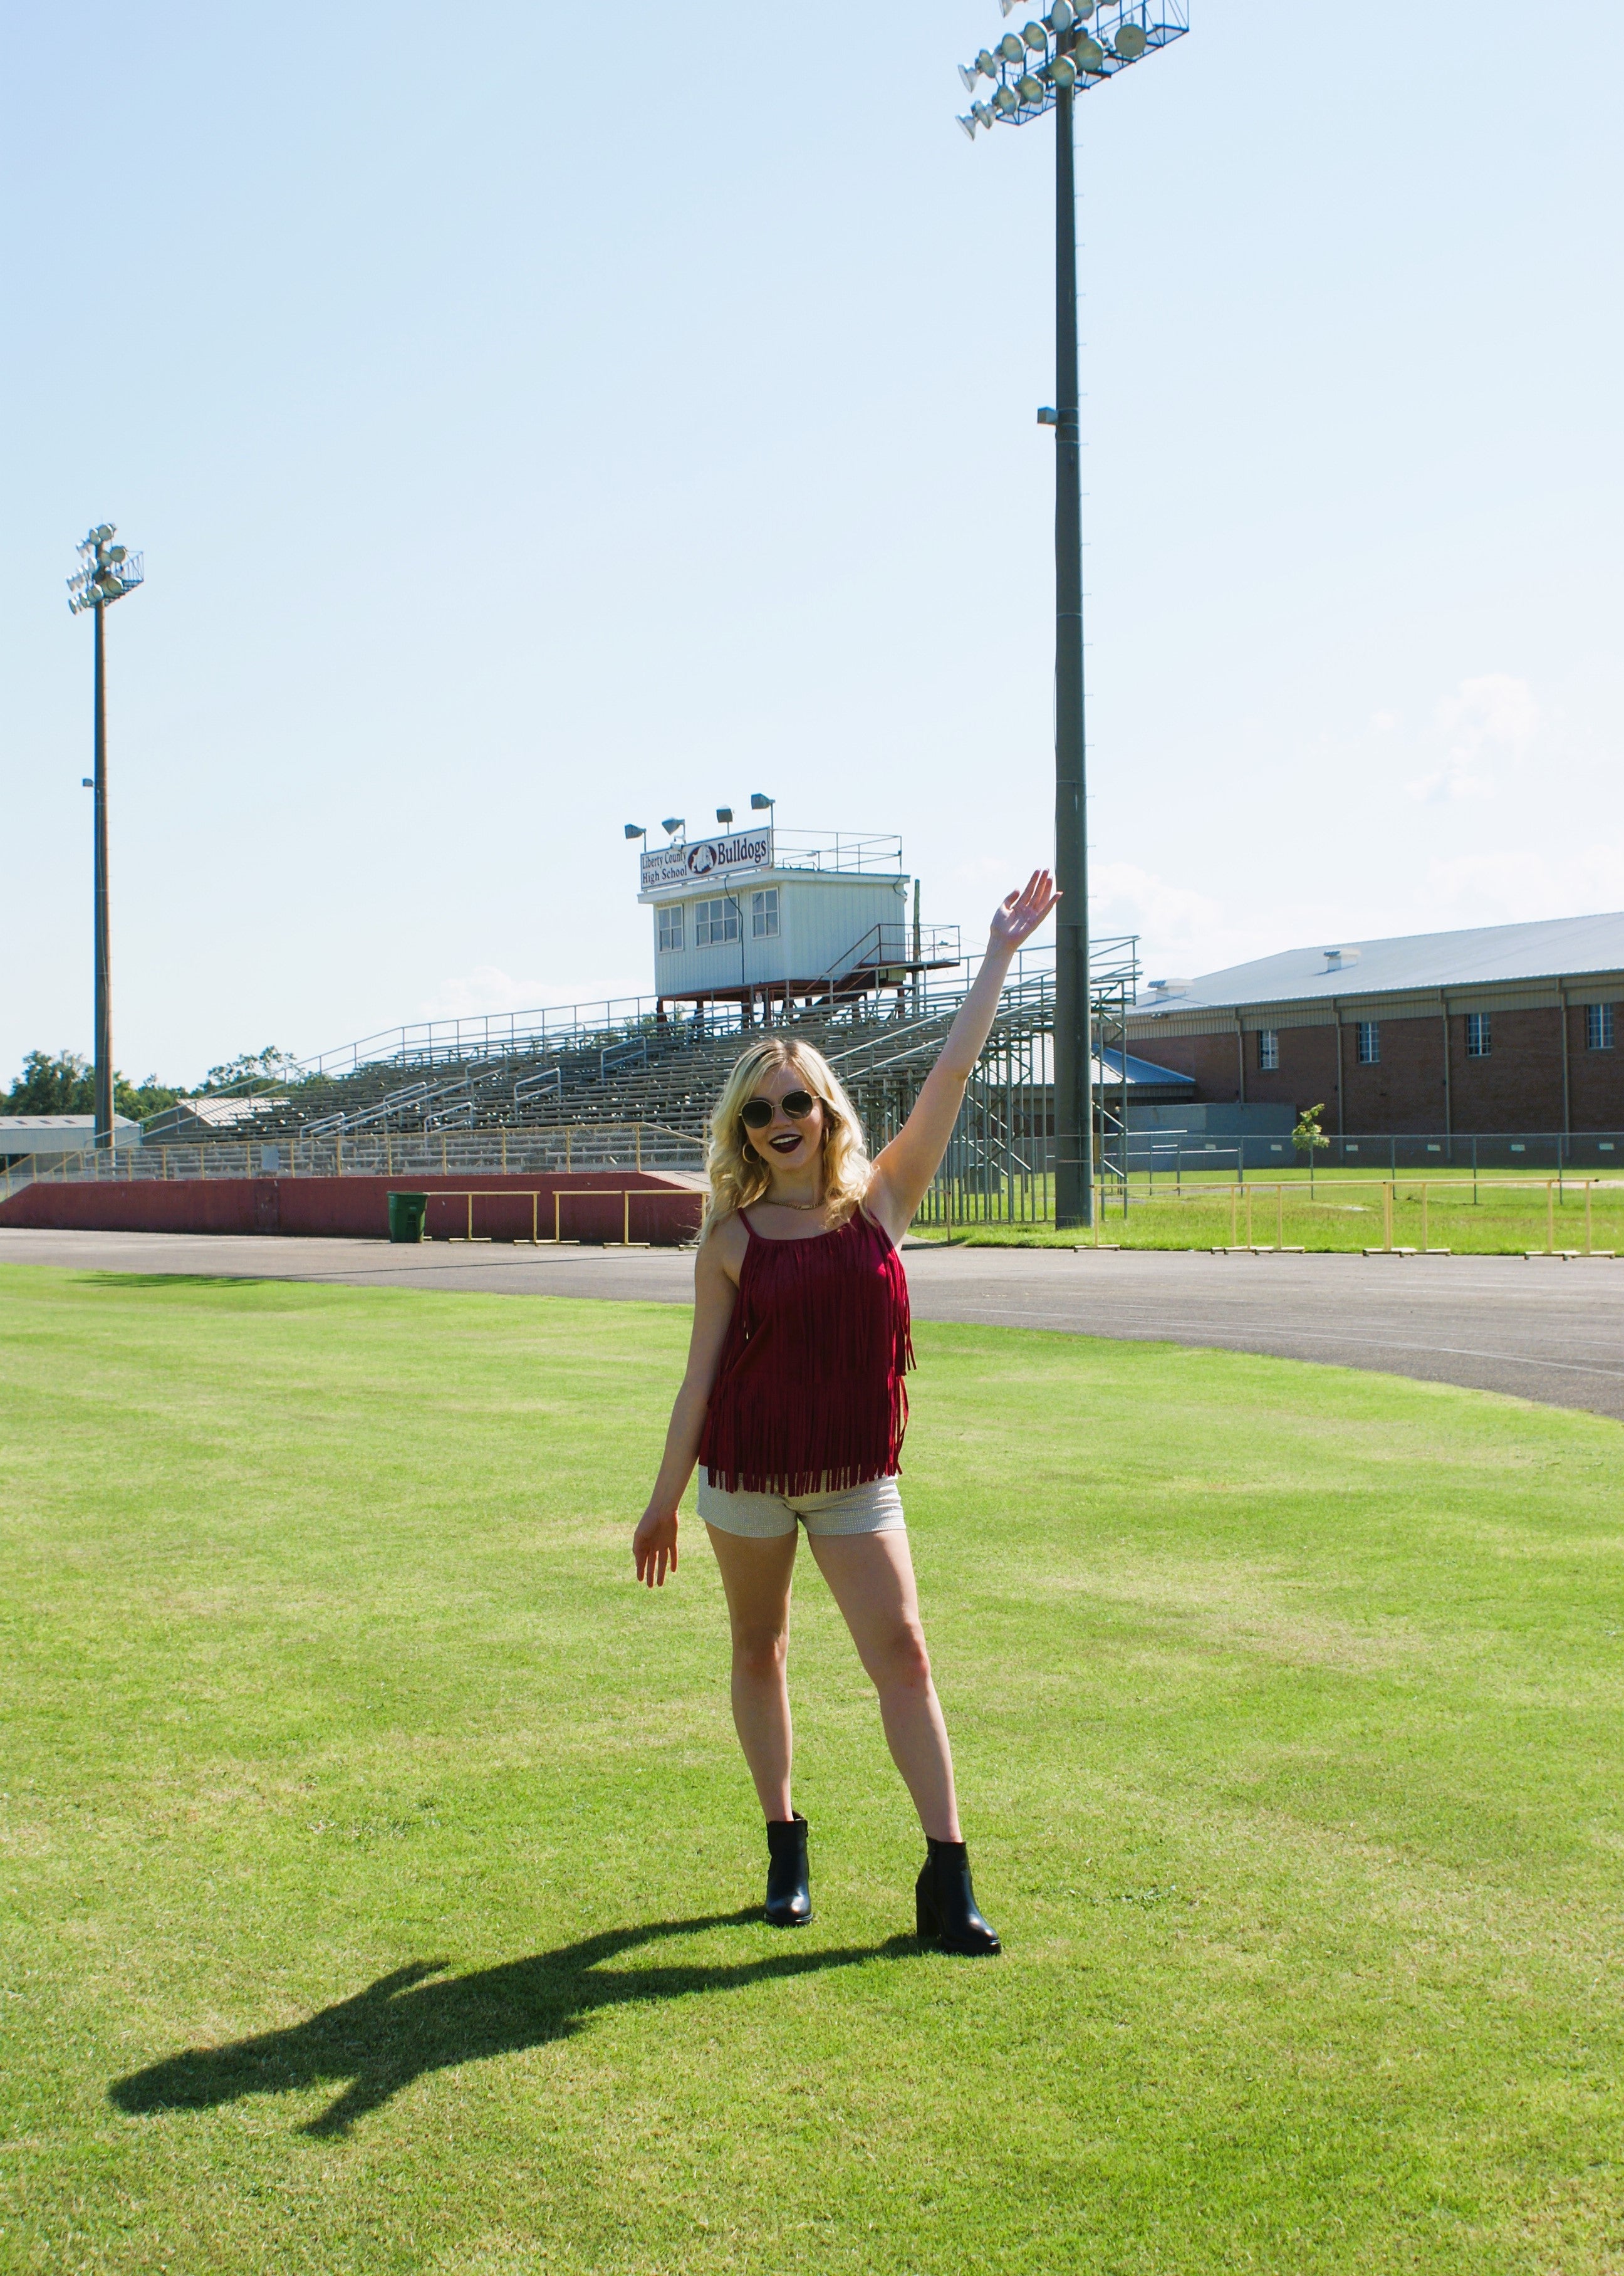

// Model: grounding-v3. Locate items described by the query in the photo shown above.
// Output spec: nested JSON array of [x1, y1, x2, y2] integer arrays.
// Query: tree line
[[3, 1045, 301, 1125]]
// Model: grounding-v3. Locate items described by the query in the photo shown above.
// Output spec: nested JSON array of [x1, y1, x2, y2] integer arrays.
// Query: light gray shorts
[[697, 1473, 906, 1540]]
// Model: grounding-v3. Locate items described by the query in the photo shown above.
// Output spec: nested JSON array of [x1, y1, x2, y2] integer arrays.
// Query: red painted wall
[[0, 1171, 704, 1245]]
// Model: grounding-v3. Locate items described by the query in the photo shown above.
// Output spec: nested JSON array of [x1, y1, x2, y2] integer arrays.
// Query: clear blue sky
[[4, 1, 1621, 1083]]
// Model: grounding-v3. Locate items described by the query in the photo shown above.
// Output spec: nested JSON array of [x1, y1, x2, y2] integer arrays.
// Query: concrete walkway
[[5, 1226, 1622, 1422]]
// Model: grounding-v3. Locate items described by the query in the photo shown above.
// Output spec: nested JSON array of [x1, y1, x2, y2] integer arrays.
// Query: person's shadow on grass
[[108, 1911, 915, 2136]]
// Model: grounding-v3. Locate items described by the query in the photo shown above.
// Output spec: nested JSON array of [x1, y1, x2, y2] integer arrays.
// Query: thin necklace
[[768, 1186, 825, 1212]]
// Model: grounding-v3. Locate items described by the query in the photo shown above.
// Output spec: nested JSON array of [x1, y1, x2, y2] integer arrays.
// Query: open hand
[[633, 1506, 679, 1587], [989, 870, 1059, 954]]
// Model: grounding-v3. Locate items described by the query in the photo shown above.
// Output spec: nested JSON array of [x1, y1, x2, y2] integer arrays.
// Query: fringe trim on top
[[697, 1209, 914, 1496]]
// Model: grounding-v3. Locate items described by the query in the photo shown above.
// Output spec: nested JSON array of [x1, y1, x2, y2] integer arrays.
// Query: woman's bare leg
[[808, 1532, 962, 1843], [705, 1525, 799, 1820]]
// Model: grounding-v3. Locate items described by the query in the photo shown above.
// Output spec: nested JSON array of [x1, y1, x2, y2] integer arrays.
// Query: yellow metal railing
[[429, 1186, 667, 1246], [0, 1120, 704, 1203]]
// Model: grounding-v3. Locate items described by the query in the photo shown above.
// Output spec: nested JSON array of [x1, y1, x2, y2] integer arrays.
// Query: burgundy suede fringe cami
[[698, 1207, 915, 1496]]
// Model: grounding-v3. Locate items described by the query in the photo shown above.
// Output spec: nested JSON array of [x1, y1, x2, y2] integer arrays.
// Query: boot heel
[[915, 1873, 940, 1943], [917, 1837, 1001, 1956]]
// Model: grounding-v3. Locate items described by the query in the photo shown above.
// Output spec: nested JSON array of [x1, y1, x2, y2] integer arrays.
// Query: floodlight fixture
[[661, 816, 685, 838], [624, 823, 647, 840], [716, 806, 734, 825], [952, 2, 1187, 1228], [749, 792, 774, 811], [962, 0, 1183, 130], [66, 521, 144, 617]]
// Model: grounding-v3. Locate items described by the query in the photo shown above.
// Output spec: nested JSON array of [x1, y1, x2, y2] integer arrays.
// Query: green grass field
[[3, 1265, 1623, 2275], [920, 1171, 1624, 1254]]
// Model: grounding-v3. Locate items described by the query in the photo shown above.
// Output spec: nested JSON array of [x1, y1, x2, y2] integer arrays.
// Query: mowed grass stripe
[[1, 1264, 1621, 2275]]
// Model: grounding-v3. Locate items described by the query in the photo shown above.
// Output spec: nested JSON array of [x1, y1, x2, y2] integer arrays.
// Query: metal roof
[[0, 1114, 139, 1130], [1098, 1047, 1194, 1089], [1134, 911, 1624, 1016], [171, 1095, 289, 1127]]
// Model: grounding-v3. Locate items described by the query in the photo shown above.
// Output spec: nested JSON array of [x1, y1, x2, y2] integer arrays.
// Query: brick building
[[1123, 912, 1624, 1139]]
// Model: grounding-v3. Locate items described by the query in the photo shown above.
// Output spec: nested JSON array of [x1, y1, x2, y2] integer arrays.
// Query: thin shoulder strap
[[854, 1201, 898, 1255]]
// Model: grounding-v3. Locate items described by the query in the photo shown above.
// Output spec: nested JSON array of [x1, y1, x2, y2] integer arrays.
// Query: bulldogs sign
[[640, 827, 773, 895]]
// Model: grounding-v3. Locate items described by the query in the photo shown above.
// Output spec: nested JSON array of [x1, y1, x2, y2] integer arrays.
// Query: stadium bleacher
[[2, 941, 1150, 1228]]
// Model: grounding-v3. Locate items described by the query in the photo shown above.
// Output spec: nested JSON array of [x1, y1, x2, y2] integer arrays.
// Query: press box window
[[694, 897, 739, 947], [1466, 1013, 1491, 1058], [1257, 1029, 1279, 1072], [658, 905, 684, 954], [751, 888, 779, 940], [1586, 1003, 1615, 1050], [1356, 1021, 1380, 1065]]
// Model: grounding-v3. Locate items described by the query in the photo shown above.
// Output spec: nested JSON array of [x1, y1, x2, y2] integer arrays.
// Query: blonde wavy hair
[[703, 1036, 871, 1235]]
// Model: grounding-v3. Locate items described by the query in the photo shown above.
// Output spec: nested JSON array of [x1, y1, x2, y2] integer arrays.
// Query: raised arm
[[865, 870, 1059, 1243], [633, 1225, 739, 1587]]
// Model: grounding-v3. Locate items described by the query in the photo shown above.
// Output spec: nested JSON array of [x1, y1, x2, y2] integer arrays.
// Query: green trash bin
[[388, 1191, 429, 1245]]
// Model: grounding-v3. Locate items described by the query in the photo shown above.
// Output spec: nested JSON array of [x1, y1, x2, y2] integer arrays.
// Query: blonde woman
[[635, 871, 1058, 1953]]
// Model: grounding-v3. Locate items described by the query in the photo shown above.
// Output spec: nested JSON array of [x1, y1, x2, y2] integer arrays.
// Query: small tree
[[116, 1072, 182, 1122], [5, 1048, 94, 1115], [196, 1046, 301, 1095], [3, 1050, 180, 1139], [1293, 1102, 1330, 1196]]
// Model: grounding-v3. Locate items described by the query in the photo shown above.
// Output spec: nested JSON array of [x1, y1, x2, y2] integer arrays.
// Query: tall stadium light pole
[[955, 0, 1187, 1226], [66, 525, 144, 1147]]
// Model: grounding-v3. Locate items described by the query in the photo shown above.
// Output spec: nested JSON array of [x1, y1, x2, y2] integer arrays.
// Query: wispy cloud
[[1424, 847, 1624, 925], [1090, 861, 1262, 980], [419, 966, 646, 1020], [1405, 673, 1539, 802]]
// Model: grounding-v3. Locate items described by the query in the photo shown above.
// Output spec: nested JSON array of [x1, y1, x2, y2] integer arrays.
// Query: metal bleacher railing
[[1, 1122, 707, 1196], [0, 934, 1148, 1227]]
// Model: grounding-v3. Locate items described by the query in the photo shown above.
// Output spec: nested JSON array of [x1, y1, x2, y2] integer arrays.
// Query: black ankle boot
[[915, 1837, 1000, 1955], [764, 1813, 811, 1927]]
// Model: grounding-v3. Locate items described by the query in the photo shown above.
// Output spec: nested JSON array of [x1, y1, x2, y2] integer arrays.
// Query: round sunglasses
[[739, 1088, 818, 1130]]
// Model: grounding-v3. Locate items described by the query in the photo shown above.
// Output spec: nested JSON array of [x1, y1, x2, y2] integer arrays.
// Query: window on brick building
[[1466, 1012, 1491, 1058], [1586, 1003, 1614, 1050], [1356, 1021, 1380, 1065], [658, 904, 684, 954], [1258, 1029, 1278, 1071]]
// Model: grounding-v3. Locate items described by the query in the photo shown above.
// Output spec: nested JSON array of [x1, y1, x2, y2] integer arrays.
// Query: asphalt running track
[[4, 1226, 1620, 1424]]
